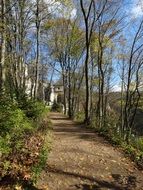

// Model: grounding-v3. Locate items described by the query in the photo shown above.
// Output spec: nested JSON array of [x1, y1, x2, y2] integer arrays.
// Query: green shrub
[[51, 101, 63, 112], [74, 111, 85, 122], [0, 99, 33, 137], [131, 137, 143, 152], [137, 138, 143, 151], [32, 131, 52, 183], [0, 96, 50, 181], [32, 146, 48, 183], [0, 134, 12, 155], [18, 99, 46, 119]]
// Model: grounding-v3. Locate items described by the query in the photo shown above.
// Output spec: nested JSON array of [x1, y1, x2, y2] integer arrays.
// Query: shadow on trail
[[50, 117, 71, 121], [53, 120, 108, 144], [0, 175, 42, 190], [45, 165, 137, 190], [54, 124, 84, 133]]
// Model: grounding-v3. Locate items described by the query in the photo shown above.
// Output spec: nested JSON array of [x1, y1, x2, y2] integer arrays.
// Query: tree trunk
[[63, 73, 67, 115], [34, 0, 40, 99], [0, 0, 6, 92], [68, 63, 72, 118]]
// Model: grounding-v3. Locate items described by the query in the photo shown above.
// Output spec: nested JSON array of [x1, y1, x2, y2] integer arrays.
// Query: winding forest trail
[[37, 113, 143, 190]]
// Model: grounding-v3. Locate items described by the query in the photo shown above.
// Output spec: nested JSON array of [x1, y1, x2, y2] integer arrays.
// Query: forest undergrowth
[[0, 94, 52, 190]]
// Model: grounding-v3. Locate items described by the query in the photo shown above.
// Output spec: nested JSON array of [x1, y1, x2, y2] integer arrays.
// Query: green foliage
[[124, 144, 136, 155], [0, 135, 12, 155], [90, 113, 143, 168], [130, 137, 143, 152], [0, 96, 50, 182], [51, 101, 63, 112], [0, 100, 33, 177], [0, 98, 33, 137], [137, 138, 143, 152], [44, 17, 84, 62], [74, 111, 85, 122], [32, 147, 48, 183], [18, 99, 46, 120], [32, 131, 52, 183]]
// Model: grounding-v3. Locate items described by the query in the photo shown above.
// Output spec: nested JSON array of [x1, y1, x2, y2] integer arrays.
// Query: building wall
[[49, 85, 64, 105]]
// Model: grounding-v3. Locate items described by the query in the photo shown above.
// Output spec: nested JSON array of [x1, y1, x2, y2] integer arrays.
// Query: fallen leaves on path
[[37, 113, 143, 190]]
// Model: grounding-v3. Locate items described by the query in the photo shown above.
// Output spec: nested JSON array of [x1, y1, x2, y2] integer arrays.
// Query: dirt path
[[37, 113, 143, 190]]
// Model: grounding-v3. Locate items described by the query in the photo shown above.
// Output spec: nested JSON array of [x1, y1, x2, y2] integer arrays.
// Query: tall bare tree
[[0, 0, 6, 92]]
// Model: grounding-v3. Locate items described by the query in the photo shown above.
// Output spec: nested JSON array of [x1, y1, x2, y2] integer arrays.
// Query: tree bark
[[34, 0, 40, 99], [0, 0, 6, 92]]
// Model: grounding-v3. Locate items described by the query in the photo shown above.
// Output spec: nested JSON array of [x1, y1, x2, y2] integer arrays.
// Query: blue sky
[[30, 0, 143, 89], [49, 0, 143, 89], [111, 0, 143, 91], [128, 0, 143, 18]]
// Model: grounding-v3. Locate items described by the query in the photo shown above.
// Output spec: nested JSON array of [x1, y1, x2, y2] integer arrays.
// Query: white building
[[24, 64, 64, 104], [49, 84, 64, 105]]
